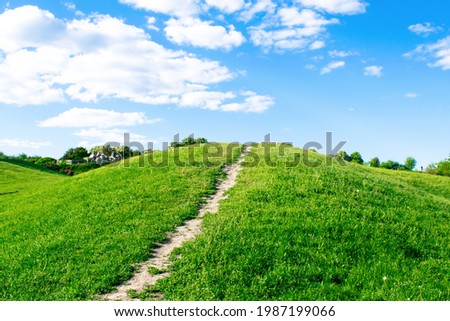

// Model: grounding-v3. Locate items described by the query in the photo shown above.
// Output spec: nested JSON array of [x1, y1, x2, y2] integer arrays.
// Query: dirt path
[[100, 145, 250, 301]]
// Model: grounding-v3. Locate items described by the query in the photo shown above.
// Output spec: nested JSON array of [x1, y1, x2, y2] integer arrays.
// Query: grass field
[[150, 145, 450, 301], [0, 145, 241, 300]]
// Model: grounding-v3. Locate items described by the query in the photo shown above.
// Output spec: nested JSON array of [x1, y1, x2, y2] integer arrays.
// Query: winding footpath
[[100, 145, 250, 301]]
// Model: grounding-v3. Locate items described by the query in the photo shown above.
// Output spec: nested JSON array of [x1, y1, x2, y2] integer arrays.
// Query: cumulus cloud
[[364, 65, 383, 77], [0, 6, 269, 111], [118, 0, 200, 17], [405, 36, 450, 71], [298, 0, 367, 15], [320, 61, 345, 74], [164, 17, 245, 50], [0, 138, 51, 149], [219, 91, 274, 113], [205, 0, 245, 14], [38, 108, 162, 128], [310, 40, 325, 50], [240, 0, 277, 22], [408, 22, 442, 37], [249, 6, 340, 51]]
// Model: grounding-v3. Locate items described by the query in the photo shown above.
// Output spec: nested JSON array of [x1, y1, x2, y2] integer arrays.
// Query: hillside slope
[[154, 145, 450, 300], [1, 145, 241, 300]]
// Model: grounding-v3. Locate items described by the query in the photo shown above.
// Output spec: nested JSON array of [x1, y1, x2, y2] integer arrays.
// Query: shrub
[[380, 160, 401, 170], [369, 157, 380, 168], [436, 157, 450, 177], [336, 151, 352, 162], [350, 151, 364, 165], [62, 147, 89, 160]]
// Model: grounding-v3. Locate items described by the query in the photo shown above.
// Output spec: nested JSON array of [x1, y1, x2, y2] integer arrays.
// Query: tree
[[336, 151, 352, 162], [380, 160, 401, 170], [436, 156, 450, 177], [351, 151, 364, 165], [90, 145, 114, 156], [182, 136, 195, 145], [62, 147, 89, 160], [195, 137, 208, 144], [404, 157, 417, 171], [0, 151, 6, 159], [369, 157, 380, 167]]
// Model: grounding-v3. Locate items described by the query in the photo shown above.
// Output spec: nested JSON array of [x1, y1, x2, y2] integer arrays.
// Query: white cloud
[[298, 0, 367, 15], [240, 0, 277, 22], [146, 16, 159, 31], [408, 22, 442, 37], [249, 6, 340, 51], [180, 91, 236, 110], [0, 138, 51, 149], [219, 91, 274, 113], [310, 40, 325, 50], [38, 108, 162, 128], [406, 36, 450, 71], [328, 50, 358, 57], [205, 0, 245, 14], [364, 65, 383, 77], [0, 6, 269, 111], [278, 8, 338, 27], [320, 61, 345, 74], [405, 92, 418, 98], [119, 0, 200, 17], [164, 17, 245, 50], [179, 90, 273, 112], [74, 128, 149, 147]]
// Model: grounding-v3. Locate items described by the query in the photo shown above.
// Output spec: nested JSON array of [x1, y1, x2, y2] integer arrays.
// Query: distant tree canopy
[[369, 157, 380, 168], [404, 157, 417, 171], [90, 145, 136, 158], [336, 151, 352, 162], [62, 147, 89, 160], [350, 151, 364, 165], [171, 137, 208, 148], [426, 156, 450, 177], [380, 160, 401, 170]]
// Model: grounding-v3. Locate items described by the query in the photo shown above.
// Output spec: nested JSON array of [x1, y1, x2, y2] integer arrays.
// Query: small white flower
[[383, 276, 387, 281]]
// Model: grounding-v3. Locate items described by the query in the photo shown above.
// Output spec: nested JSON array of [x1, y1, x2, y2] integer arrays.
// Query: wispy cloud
[[0, 138, 51, 149], [405, 36, 450, 71], [38, 108, 162, 128], [320, 61, 345, 74]]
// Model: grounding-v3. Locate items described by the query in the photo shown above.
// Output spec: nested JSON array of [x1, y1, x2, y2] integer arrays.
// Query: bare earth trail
[[100, 145, 250, 301]]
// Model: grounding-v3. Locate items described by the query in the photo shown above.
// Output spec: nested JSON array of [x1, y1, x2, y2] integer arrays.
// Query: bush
[[171, 137, 208, 148], [62, 147, 89, 160], [380, 160, 401, 170], [336, 151, 352, 162], [436, 157, 450, 177], [369, 157, 380, 168], [351, 151, 364, 165]]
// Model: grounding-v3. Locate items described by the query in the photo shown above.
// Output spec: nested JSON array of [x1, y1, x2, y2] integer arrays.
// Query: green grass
[[0, 161, 65, 195], [153, 145, 450, 301], [0, 145, 241, 300]]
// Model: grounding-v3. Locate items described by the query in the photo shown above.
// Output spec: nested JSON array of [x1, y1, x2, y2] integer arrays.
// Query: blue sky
[[0, 0, 449, 168]]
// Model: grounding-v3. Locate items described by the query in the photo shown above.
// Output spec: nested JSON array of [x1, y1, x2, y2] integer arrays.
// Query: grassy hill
[[150, 145, 450, 300], [1, 144, 448, 301], [0, 161, 65, 195], [0, 145, 241, 300]]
